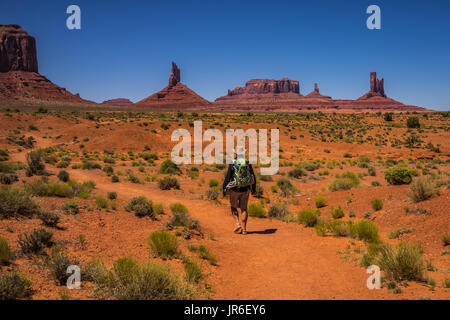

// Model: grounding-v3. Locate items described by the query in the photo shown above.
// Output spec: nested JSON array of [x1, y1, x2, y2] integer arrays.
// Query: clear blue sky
[[2, 0, 449, 109]]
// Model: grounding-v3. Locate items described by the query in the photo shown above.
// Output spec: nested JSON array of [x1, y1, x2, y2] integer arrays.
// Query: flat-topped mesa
[[227, 78, 300, 96], [168, 61, 180, 87], [0, 24, 38, 73]]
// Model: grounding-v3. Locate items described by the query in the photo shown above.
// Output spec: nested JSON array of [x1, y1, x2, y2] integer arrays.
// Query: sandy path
[[69, 170, 399, 300]]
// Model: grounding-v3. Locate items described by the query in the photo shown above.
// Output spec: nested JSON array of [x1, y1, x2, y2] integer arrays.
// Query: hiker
[[222, 155, 256, 235]]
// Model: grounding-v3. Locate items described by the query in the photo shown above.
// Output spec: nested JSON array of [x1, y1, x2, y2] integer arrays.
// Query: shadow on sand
[[247, 228, 277, 235]]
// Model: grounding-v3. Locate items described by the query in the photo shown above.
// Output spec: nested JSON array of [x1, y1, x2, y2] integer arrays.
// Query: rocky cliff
[[214, 73, 427, 112], [0, 25, 93, 105], [0, 25, 38, 73]]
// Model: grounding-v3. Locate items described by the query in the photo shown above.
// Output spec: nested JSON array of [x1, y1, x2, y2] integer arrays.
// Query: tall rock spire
[[168, 61, 180, 87]]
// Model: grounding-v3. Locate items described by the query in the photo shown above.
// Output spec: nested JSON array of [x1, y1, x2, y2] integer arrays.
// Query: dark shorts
[[229, 189, 250, 211]]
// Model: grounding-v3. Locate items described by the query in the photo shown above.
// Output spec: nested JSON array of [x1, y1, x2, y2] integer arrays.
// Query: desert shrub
[[25, 149, 45, 176], [277, 178, 296, 197], [159, 160, 181, 175], [406, 116, 420, 128], [125, 196, 154, 218], [376, 242, 425, 281], [183, 258, 202, 283], [0, 150, 9, 162], [384, 166, 412, 185], [288, 167, 307, 178], [0, 173, 18, 185], [151, 203, 164, 215], [76, 177, 96, 196], [247, 203, 266, 218], [158, 176, 180, 190], [169, 203, 199, 230], [326, 220, 350, 237], [0, 162, 18, 174], [47, 181, 74, 198], [330, 206, 345, 219], [62, 200, 79, 215], [329, 172, 360, 191], [205, 188, 220, 200], [89, 257, 194, 300], [388, 228, 413, 239], [0, 272, 31, 300], [57, 170, 70, 182], [297, 209, 320, 227], [82, 161, 101, 170], [107, 192, 117, 200], [148, 231, 179, 258], [314, 196, 327, 208], [384, 112, 393, 121], [208, 179, 219, 188], [371, 199, 384, 211], [268, 202, 291, 220], [57, 161, 69, 168], [187, 167, 199, 179], [95, 195, 109, 210], [409, 177, 438, 202], [37, 210, 60, 227], [103, 165, 114, 176], [351, 220, 380, 243], [161, 123, 171, 130], [0, 237, 13, 265], [198, 245, 217, 265], [259, 174, 273, 182], [253, 184, 264, 198], [442, 234, 450, 246], [443, 278, 450, 288], [368, 166, 376, 176], [18, 228, 53, 254], [45, 248, 79, 285], [314, 221, 328, 236], [189, 245, 217, 265], [111, 175, 119, 183], [0, 186, 39, 218]]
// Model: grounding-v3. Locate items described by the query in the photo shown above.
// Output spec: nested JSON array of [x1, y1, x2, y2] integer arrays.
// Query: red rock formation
[[214, 73, 428, 112], [136, 62, 210, 109], [101, 98, 133, 106], [0, 25, 92, 105], [168, 62, 180, 87], [0, 71, 90, 103], [225, 78, 300, 96], [305, 83, 332, 100], [0, 25, 38, 73]]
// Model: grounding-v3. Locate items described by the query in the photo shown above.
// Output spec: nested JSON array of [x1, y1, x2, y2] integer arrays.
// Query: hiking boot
[[242, 230, 247, 235]]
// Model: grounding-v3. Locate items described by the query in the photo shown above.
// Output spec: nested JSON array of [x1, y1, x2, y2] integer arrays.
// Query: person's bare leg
[[241, 209, 248, 234]]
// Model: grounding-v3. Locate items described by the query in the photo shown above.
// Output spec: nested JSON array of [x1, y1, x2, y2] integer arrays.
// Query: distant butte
[[0, 24, 92, 105], [101, 98, 134, 106], [135, 62, 211, 109], [214, 72, 427, 112]]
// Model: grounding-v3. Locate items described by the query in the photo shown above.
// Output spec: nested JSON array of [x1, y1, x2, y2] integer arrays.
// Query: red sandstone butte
[[0, 24, 93, 105], [214, 73, 428, 112], [135, 62, 211, 109], [101, 98, 134, 106]]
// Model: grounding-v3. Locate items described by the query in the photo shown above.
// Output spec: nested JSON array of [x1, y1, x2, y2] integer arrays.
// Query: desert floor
[[0, 109, 449, 300]]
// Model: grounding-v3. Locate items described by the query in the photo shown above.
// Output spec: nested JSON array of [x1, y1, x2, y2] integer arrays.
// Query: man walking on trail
[[222, 155, 256, 235]]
